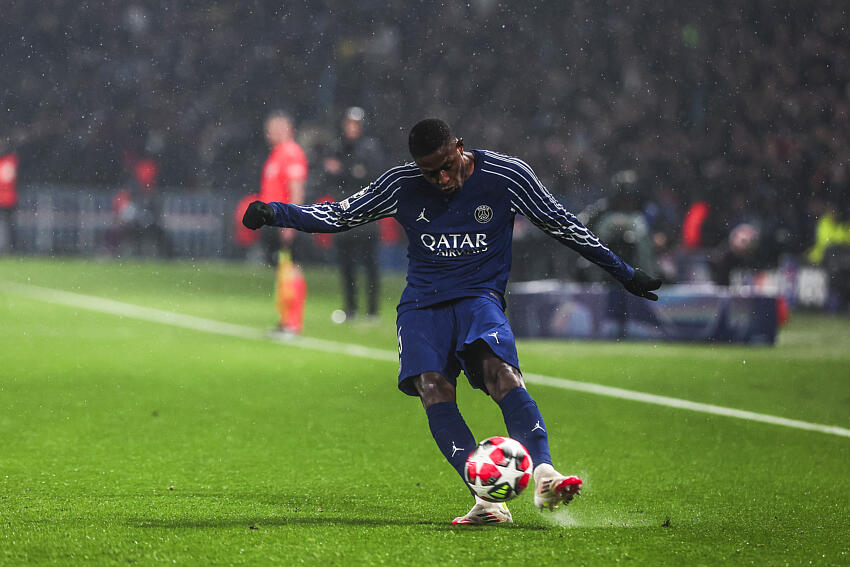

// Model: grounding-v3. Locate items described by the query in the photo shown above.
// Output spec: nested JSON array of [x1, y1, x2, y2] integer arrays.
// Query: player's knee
[[414, 372, 456, 408]]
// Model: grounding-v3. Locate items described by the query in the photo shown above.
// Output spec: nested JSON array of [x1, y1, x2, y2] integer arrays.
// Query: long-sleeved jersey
[[268, 149, 635, 314]]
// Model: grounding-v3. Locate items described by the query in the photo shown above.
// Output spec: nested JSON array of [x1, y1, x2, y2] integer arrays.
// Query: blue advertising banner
[[508, 282, 778, 345]]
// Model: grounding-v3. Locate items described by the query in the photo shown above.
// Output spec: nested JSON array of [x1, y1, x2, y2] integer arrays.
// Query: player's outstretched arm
[[242, 200, 275, 230], [241, 178, 399, 235], [622, 268, 662, 301]]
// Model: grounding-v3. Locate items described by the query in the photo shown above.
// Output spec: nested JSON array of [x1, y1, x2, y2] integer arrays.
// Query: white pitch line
[[4, 281, 849, 439], [2, 282, 397, 363], [523, 374, 850, 438]]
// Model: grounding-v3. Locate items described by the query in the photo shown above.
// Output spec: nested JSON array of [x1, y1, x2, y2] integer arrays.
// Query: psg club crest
[[474, 204, 493, 224]]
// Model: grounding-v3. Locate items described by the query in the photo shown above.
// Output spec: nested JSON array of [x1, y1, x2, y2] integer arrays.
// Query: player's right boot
[[533, 463, 583, 511], [267, 324, 298, 340], [451, 496, 513, 525]]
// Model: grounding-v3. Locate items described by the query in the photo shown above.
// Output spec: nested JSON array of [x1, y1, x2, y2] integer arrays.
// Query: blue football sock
[[425, 402, 478, 479], [498, 386, 552, 469]]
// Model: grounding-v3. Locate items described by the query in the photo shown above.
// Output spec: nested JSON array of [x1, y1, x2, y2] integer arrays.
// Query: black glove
[[242, 200, 274, 230], [623, 268, 662, 301]]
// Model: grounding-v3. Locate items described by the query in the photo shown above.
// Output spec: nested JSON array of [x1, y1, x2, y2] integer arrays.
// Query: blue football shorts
[[396, 295, 520, 397]]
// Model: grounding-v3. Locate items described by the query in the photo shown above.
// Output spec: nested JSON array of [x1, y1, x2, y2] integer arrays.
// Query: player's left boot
[[533, 463, 582, 511], [451, 496, 513, 525]]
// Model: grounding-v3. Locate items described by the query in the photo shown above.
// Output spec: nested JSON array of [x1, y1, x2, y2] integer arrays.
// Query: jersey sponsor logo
[[420, 232, 488, 257], [416, 208, 429, 222], [474, 204, 493, 224]]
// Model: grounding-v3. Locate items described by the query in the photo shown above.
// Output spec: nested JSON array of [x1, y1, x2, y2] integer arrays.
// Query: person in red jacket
[[258, 111, 309, 334], [0, 149, 19, 254], [259, 111, 308, 257]]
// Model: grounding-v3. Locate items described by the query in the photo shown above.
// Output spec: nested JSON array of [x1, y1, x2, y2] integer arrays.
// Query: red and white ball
[[464, 436, 533, 502]]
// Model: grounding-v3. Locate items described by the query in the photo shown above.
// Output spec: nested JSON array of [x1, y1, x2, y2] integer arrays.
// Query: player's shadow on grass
[[128, 515, 548, 531]]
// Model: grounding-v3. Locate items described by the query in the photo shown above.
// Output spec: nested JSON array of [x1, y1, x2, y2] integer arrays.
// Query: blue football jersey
[[267, 149, 635, 314]]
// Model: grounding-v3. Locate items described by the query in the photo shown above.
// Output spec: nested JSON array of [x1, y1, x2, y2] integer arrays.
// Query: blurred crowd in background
[[2, 0, 850, 302]]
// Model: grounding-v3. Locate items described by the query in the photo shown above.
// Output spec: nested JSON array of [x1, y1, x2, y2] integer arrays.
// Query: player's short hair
[[265, 110, 293, 125], [408, 118, 453, 159]]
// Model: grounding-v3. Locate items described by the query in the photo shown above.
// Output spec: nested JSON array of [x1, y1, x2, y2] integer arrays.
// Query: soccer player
[[243, 118, 661, 525]]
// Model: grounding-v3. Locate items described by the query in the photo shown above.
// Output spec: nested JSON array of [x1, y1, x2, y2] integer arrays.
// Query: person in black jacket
[[322, 107, 387, 321]]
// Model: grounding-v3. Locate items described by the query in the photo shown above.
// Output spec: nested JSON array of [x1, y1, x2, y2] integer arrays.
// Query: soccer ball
[[464, 436, 533, 502]]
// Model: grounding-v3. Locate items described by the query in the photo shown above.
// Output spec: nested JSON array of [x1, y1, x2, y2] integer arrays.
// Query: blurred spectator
[[321, 106, 386, 320], [681, 201, 713, 252], [807, 201, 850, 311], [110, 156, 172, 258], [708, 223, 762, 286], [0, 146, 19, 253], [4, 1, 850, 287], [592, 170, 658, 278]]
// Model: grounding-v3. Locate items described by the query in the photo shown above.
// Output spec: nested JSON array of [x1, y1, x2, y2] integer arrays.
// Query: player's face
[[416, 139, 465, 195]]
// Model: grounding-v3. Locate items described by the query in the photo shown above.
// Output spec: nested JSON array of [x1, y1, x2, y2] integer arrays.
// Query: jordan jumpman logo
[[451, 442, 464, 458]]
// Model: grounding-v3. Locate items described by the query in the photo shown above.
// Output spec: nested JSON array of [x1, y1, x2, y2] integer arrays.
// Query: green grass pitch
[[1, 257, 848, 565]]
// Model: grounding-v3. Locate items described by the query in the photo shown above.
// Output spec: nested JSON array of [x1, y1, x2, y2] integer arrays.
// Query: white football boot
[[451, 496, 513, 525], [533, 463, 583, 511]]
